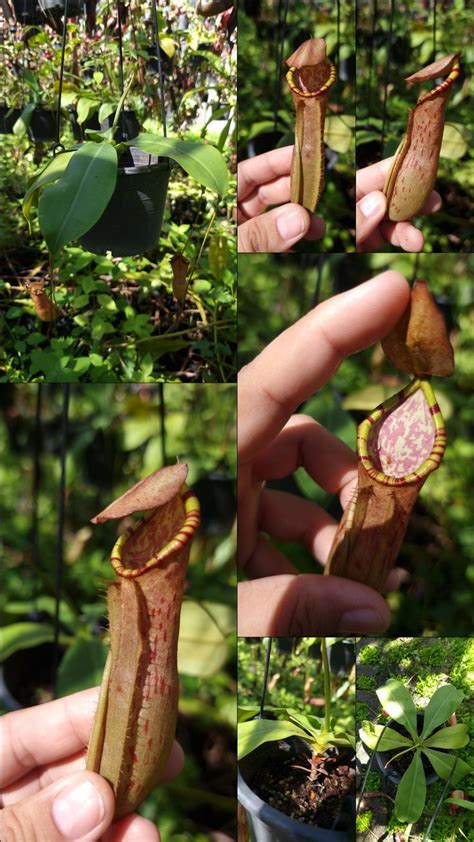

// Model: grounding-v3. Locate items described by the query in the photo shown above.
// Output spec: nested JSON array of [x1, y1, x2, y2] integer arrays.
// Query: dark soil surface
[[252, 750, 355, 827]]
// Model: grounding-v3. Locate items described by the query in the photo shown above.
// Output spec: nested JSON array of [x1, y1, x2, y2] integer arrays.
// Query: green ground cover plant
[[356, 638, 474, 841]]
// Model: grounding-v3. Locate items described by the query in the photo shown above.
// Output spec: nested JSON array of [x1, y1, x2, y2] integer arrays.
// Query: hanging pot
[[327, 641, 355, 677], [38, 0, 84, 17], [0, 104, 22, 135], [238, 737, 355, 842], [100, 109, 140, 142], [68, 108, 100, 142], [79, 147, 171, 256], [12, 0, 39, 24], [374, 714, 439, 785], [28, 109, 58, 142]]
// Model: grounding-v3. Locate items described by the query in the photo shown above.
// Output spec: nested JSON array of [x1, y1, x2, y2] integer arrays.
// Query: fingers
[[356, 191, 387, 249], [238, 203, 312, 253], [238, 146, 293, 202], [238, 173, 291, 221], [238, 574, 391, 635], [1, 688, 98, 788], [238, 271, 411, 464], [0, 770, 114, 842], [356, 157, 394, 199], [252, 415, 357, 503], [103, 814, 160, 842]]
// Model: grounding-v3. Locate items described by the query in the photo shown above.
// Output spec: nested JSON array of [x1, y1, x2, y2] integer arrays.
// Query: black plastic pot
[[375, 715, 439, 785], [0, 104, 22, 134], [38, 0, 84, 17], [328, 641, 355, 677], [238, 737, 355, 842], [12, 0, 39, 24], [79, 147, 170, 256], [28, 109, 57, 142], [100, 110, 140, 142], [69, 109, 100, 142]]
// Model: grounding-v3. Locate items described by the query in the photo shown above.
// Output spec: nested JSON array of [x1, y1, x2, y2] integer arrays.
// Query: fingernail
[[276, 208, 306, 240], [52, 779, 105, 839], [359, 192, 384, 217], [338, 609, 384, 633]]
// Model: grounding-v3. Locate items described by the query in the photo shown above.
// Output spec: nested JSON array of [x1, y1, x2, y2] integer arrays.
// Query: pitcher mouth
[[110, 484, 200, 578], [357, 378, 447, 486]]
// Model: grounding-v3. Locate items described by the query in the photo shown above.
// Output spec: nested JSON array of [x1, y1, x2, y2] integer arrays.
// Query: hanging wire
[[380, 0, 395, 155], [52, 385, 70, 698], [432, 0, 437, 56], [367, 0, 378, 108], [423, 755, 458, 842], [151, 0, 168, 137], [272, 0, 289, 134], [30, 385, 42, 585], [158, 383, 167, 465], [53, 0, 70, 152], [115, 0, 128, 140]]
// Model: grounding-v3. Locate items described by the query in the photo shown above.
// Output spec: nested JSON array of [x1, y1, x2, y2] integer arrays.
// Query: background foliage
[[238, 637, 355, 733], [0, 383, 236, 841], [357, 0, 474, 252], [238, 254, 474, 636], [0, 0, 236, 382], [238, 0, 355, 253], [356, 637, 474, 841]]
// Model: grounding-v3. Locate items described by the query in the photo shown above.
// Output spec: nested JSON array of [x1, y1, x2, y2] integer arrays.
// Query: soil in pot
[[251, 748, 355, 828]]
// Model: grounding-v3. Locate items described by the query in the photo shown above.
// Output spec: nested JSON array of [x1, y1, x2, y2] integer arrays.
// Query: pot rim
[[117, 148, 171, 176]]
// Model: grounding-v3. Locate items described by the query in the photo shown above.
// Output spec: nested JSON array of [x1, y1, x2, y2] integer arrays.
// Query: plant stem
[[111, 74, 135, 137], [321, 638, 331, 734]]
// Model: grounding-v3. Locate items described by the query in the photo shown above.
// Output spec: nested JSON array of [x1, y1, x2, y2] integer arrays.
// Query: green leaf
[[131, 133, 229, 197], [177, 600, 234, 678], [423, 724, 469, 750], [376, 679, 418, 740], [98, 102, 114, 125], [445, 798, 474, 811], [359, 721, 413, 751], [1, 622, 54, 661], [441, 123, 467, 160], [135, 337, 191, 358], [13, 103, 35, 138], [38, 142, 118, 257], [238, 718, 310, 760], [394, 750, 426, 823], [56, 638, 108, 697], [287, 711, 321, 738], [77, 96, 98, 124], [420, 684, 464, 739], [422, 748, 472, 784], [324, 114, 355, 154], [23, 151, 75, 224]]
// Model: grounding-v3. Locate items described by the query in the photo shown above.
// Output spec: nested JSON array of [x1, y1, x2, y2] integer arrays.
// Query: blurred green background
[[357, 0, 473, 252], [238, 255, 474, 636], [238, 0, 355, 252], [0, 383, 236, 841]]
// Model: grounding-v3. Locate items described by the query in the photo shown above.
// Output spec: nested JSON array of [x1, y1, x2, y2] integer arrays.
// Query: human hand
[[356, 158, 441, 252], [238, 271, 412, 635], [0, 687, 183, 842], [238, 146, 325, 252]]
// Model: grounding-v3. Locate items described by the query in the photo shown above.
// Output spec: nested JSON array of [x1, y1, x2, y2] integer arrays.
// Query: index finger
[[238, 271, 410, 464], [356, 157, 394, 200], [238, 146, 294, 202], [0, 687, 99, 787]]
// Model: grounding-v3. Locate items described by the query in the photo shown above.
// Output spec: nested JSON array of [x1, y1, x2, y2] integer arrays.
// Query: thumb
[[356, 190, 387, 245], [238, 574, 391, 635], [1, 771, 115, 842], [238, 203, 310, 252]]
